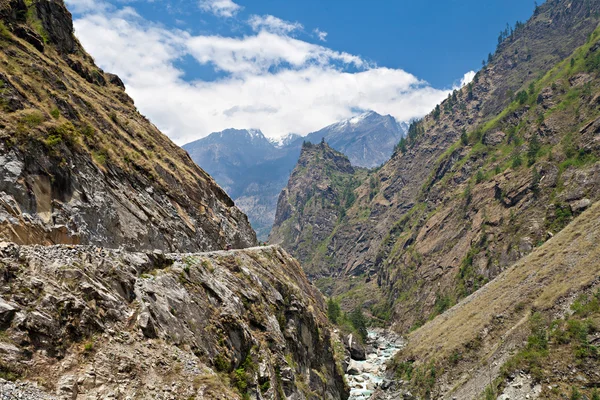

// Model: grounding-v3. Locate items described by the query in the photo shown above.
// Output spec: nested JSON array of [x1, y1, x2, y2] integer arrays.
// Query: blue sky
[[65, 0, 542, 144]]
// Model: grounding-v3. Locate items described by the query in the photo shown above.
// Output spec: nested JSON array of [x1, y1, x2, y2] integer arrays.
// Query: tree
[[433, 104, 441, 120], [460, 128, 469, 146], [516, 90, 529, 105], [488, 53, 493, 64], [349, 308, 368, 342], [571, 57, 576, 68], [395, 137, 407, 154], [531, 168, 541, 197], [327, 298, 341, 324], [527, 134, 541, 166], [476, 169, 485, 184]]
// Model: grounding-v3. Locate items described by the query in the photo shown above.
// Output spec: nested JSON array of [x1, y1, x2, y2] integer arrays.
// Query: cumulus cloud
[[459, 70, 476, 87], [249, 15, 303, 35], [314, 28, 328, 42], [71, 4, 457, 145], [64, 0, 111, 14], [198, 0, 241, 17]]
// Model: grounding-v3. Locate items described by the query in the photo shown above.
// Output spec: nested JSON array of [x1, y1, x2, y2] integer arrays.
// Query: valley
[[0, 0, 599, 399]]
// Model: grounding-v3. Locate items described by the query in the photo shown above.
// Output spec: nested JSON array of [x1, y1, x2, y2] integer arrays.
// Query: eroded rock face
[[0, 244, 348, 400], [0, 0, 257, 251]]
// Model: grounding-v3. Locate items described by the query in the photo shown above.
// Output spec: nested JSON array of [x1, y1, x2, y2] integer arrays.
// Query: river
[[346, 329, 405, 400]]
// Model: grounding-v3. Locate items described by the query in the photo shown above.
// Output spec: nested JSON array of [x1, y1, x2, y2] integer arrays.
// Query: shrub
[[515, 90, 529, 104], [214, 354, 230, 372], [50, 108, 60, 119], [511, 154, 523, 169], [460, 129, 468, 146], [20, 110, 44, 128], [527, 135, 541, 166], [476, 169, 484, 184]]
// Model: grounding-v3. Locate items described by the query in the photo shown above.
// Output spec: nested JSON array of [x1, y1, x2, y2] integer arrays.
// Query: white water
[[347, 329, 405, 400]]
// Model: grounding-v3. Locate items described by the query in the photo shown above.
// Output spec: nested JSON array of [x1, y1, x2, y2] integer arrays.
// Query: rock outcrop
[[0, 0, 256, 252], [0, 243, 348, 399], [270, 141, 362, 278]]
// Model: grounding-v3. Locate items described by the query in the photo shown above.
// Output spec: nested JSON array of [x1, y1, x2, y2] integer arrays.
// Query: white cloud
[[459, 70, 476, 87], [198, 0, 241, 18], [65, 0, 111, 14], [72, 6, 456, 145], [314, 28, 328, 42], [249, 15, 303, 35], [186, 32, 364, 76]]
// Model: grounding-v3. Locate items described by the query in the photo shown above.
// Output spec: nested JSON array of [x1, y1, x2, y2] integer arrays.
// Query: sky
[[64, 0, 541, 145]]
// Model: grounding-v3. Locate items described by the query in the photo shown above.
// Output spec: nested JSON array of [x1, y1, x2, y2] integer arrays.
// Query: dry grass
[[0, 17, 222, 201], [402, 200, 600, 363]]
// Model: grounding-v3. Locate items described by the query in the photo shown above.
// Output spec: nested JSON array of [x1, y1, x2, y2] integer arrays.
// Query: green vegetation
[[327, 298, 341, 324], [50, 107, 60, 119], [231, 355, 256, 399], [0, 21, 11, 40], [214, 354, 231, 373], [348, 307, 368, 342], [527, 134, 540, 166]]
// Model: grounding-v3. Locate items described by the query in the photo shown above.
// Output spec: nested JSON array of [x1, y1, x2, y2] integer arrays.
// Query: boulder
[[344, 333, 367, 361]]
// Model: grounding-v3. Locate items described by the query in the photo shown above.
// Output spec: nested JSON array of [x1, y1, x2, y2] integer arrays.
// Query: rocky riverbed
[[346, 329, 405, 400]]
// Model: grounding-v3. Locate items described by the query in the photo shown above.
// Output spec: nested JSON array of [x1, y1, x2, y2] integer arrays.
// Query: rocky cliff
[[271, 0, 600, 324], [269, 141, 365, 278], [0, 0, 256, 252], [0, 243, 348, 399]]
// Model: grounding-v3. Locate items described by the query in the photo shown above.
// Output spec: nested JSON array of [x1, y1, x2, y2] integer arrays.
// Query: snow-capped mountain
[[182, 112, 407, 239], [302, 111, 409, 168]]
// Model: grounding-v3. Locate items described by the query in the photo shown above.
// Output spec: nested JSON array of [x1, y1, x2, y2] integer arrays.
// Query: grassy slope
[[392, 200, 600, 398]]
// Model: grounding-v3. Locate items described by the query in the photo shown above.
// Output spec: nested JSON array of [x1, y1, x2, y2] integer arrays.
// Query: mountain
[[184, 129, 300, 240], [303, 111, 408, 168], [0, 1, 348, 398], [269, 141, 366, 278], [183, 111, 407, 240], [272, 0, 600, 397], [0, 1, 256, 252]]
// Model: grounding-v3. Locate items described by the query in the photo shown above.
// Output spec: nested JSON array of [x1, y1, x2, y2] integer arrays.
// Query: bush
[[20, 110, 44, 128], [527, 135, 541, 166], [515, 90, 529, 104]]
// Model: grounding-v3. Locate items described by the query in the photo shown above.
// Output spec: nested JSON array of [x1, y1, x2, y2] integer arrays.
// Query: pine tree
[[461, 128, 469, 146], [327, 298, 341, 324], [349, 308, 368, 342], [527, 135, 541, 166]]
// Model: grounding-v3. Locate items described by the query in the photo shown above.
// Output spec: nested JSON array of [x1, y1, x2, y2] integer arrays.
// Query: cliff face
[[0, 244, 348, 399], [269, 141, 364, 278], [270, 0, 600, 325], [0, 0, 257, 251]]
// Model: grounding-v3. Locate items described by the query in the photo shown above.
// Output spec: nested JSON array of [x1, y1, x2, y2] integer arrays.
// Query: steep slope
[[0, 0, 256, 251], [269, 141, 367, 279], [379, 200, 600, 400], [183, 112, 406, 240], [271, 0, 600, 323], [184, 129, 299, 240], [0, 243, 348, 399]]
